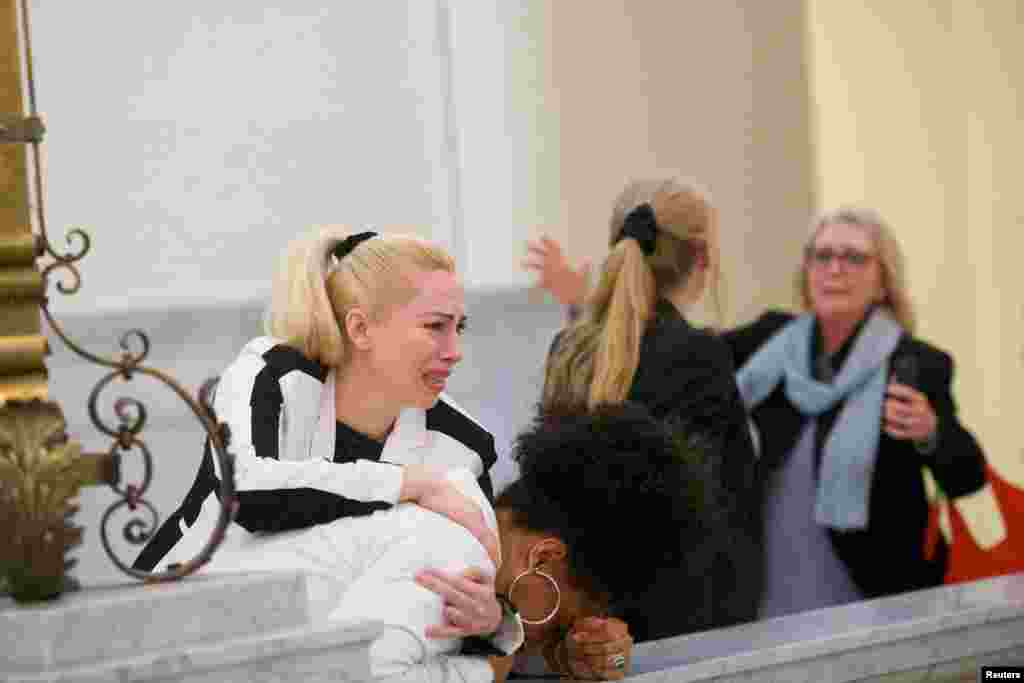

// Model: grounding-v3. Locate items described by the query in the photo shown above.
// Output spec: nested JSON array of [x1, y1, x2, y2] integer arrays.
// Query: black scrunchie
[[332, 231, 377, 261], [616, 203, 658, 255]]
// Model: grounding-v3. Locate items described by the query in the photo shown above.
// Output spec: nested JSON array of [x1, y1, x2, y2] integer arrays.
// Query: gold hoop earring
[[507, 566, 561, 625]]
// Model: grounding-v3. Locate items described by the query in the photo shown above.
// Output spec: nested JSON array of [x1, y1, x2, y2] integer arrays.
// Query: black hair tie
[[616, 203, 658, 255], [332, 231, 378, 261]]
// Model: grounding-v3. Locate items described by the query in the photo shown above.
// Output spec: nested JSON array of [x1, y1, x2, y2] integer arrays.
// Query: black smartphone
[[891, 355, 919, 388]]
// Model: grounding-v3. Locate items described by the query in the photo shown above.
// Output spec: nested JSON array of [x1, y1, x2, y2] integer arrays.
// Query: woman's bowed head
[[482, 402, 711, 676]]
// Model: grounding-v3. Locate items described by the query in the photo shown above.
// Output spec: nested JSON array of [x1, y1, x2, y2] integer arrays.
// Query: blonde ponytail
[[542, 178, 721, 413], [542, 238, 657, 411], [265, 227, 348, 365], [589, 240, 657, 406]]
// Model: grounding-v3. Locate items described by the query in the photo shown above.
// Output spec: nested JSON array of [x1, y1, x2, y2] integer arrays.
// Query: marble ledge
[[622, 615, 1024, 683], [2, 621, 387, 683], [617, 571, 1024, 683], [4, 571, 1023, 683], [1, 571, 311, 675]]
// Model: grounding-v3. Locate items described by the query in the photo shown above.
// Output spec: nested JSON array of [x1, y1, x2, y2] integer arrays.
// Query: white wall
[[28, 0, 563, 585], [446, 1, 562, 291], [30, 0, 563, 316], [547, 1, 815, 326], [31, 1, 459, 314]]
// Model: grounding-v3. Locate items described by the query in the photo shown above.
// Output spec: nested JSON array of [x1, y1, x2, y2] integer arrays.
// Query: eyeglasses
[[805, 246, 875, 269]]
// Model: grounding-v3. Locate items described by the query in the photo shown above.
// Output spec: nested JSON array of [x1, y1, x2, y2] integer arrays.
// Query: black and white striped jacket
[[133, 336, 499, 573]]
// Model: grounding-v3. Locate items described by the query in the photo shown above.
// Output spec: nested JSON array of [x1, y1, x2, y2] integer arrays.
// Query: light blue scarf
[[735, 309, 903, 530]]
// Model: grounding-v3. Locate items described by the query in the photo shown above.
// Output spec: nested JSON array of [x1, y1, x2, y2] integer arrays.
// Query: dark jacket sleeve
[[910, 342, 987, 498], [720, 310, 795, 370]]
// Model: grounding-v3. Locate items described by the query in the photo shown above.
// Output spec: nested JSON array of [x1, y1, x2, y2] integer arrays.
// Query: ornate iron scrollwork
[[3, 0, 239, 589], [33, 232, 240, 583]]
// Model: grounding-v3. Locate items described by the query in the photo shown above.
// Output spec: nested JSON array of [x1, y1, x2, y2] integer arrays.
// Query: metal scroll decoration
[[18, 0, 238, 582]]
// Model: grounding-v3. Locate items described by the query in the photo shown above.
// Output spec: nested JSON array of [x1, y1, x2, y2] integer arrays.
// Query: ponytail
[[543, 178, 720, 412], [265, 226, 349, 366], [542, 238, 657, 411]]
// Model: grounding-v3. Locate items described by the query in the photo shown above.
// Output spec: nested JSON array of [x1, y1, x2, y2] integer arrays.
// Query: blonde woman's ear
[[344, 308, 373, 351]]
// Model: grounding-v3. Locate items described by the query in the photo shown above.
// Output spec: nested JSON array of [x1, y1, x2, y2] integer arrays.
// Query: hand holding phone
[[884, 354, 937, 444]]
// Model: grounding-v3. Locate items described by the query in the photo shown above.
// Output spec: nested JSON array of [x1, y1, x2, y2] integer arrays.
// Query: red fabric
[[928, 464, 1024, 583], [924, 503, 942, 563]]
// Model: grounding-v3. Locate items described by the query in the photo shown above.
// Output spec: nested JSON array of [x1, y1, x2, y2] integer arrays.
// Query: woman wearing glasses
[[527, 205, 988, 619], [725, 206, 986, 617]]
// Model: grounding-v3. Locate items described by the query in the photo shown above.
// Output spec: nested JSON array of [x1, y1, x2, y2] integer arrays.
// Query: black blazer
[[549, 300, 761, 640], [722, 311, 987, 598], [628, 301, 759, 505]]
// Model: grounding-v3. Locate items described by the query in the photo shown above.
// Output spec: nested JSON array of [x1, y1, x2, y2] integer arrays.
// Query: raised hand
[[522, 235, 590, 307]]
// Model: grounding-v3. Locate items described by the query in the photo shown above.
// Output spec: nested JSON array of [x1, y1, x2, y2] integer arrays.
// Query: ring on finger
[[609, 654, 626, 670]]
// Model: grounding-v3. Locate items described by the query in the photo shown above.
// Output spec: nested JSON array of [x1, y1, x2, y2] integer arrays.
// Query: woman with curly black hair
[[496, 401, 713, 678], [183, 401, 708, 682]]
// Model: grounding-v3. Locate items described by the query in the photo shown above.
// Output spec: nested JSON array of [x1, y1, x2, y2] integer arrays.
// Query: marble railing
[[3, 570, 1023, 682], [12, 294, 1023, 681], [600, 571, 1024, 683]]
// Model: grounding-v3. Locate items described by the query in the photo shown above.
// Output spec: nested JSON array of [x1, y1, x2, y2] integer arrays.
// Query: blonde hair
[[265, 226, 455, 367], [797, 206, 916, 332], [542, 178, 723, 411]]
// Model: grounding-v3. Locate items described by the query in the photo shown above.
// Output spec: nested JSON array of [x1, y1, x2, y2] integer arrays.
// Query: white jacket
[[133, 337, 522, 681], [205, 468, 519, 682]]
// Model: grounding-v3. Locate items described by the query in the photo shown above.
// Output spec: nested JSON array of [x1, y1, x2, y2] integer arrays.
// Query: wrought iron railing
[[0, 0, 238, 601]]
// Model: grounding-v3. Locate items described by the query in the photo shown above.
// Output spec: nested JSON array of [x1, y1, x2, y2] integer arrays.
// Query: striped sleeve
[[215, 342, 402, 533]]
